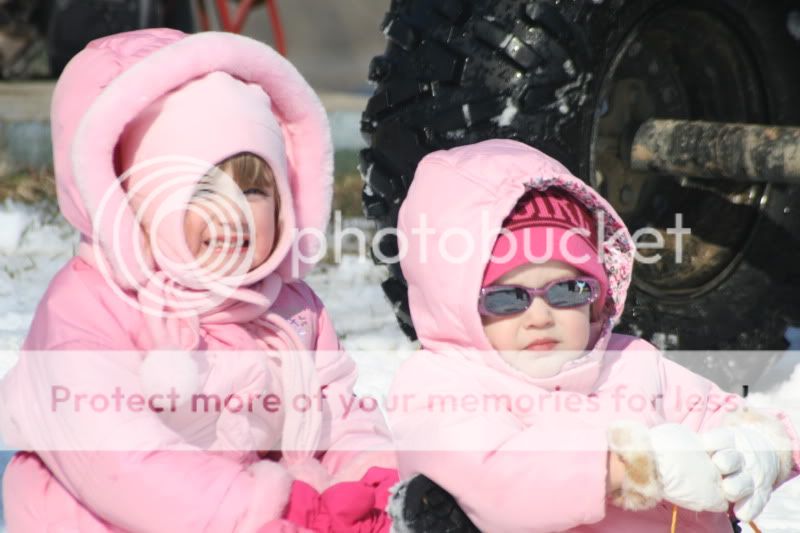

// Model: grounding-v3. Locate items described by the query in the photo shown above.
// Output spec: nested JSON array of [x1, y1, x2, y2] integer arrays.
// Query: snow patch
[[0, 351, 18, 381], [0, 202, 31, 254], [360, 161, 374, 185], [387, 479, 413, 533], [547, 72, 592, 121], [786, 327, 800, 347], [0, 201, 77, 356], [443, 129, 466, 140], [788, 11, 800, 41], [462, 104, 472, 128], [493, 99, 519, 127]]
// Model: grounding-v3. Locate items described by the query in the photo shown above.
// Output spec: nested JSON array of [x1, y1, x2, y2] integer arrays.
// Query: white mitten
[[702, 427, 775, 522], [608, 421, 728, 512], [702, 409, 795, 523]]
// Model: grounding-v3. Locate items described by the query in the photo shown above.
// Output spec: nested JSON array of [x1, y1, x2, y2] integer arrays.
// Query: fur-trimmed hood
[[397, 139, 635, 387], [51, 28, 332, 290]]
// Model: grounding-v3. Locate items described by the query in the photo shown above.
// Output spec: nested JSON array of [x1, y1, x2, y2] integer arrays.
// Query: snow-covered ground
[[0, 199, 798, 532]]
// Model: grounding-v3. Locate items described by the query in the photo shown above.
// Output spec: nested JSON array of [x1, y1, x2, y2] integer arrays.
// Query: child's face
[[481, 260, 592, 378], [183, 174, 277, 274]]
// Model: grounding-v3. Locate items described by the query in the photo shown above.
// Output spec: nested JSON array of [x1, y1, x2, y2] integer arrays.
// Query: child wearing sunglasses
[[387, 139, 799, 532]]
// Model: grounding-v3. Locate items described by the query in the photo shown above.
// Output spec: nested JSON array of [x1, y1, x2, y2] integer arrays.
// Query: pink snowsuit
[[389, 139, 800, 532], [0, 29, 393, 532]]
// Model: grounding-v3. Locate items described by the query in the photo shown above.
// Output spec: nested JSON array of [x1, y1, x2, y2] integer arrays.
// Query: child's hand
[[703, 426, 780, 522], [608, 421, 728, 513], [648, 424, 729, 512], [269, 467, 398, 533], [317, 467, 397, 532]]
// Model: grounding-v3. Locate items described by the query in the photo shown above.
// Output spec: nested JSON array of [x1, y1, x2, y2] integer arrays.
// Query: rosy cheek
[[183, 230, 197, 254], [483, 320, 514, 351]]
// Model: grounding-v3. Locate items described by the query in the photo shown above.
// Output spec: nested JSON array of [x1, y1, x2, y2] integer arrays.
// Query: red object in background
[[195, 0, 287, 55]]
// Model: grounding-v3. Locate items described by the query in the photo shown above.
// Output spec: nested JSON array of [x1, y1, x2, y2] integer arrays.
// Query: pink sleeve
[[0, 304, 292, 532], [307, 293, 396, 481], [388, 356, 608, 533]]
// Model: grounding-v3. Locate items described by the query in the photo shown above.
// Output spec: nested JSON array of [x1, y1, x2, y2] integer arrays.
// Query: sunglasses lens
[[546, 279, 595, 308], [482, 287, 531, 316]]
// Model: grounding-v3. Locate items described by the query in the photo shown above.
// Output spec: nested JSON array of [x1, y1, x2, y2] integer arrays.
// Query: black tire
[[361, 0, 800, 356], [0, 1, 48, 79], [45, 0, 195, 77], [162, 0, 196, 33]]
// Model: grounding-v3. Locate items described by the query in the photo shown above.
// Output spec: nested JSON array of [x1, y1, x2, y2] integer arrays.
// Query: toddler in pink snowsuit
[[388, 139, 800, 532], [0, 29, 396, 532]]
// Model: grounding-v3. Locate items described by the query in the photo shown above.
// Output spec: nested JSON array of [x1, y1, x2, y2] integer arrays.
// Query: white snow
[[493, 98, 519, 127], [563, 60, 576, 78], [0, 201, 78, 351], [0, 207, 27, 254], [462, 103, 473, 128], [788, 11, 800, 42], [0, 200, 799, 531], [550, 72, 591, 118], [305, 256, 417, 399]]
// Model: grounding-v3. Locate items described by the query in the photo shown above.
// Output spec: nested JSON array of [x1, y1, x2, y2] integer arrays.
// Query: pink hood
[[0, 29, 400, 533], [390, 140, 799, 532], [52, 28, 332, 290], [49, 30, 336, 443], [398, 139, 635, 383]]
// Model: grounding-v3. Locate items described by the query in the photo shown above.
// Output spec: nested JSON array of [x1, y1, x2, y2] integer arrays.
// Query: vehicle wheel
[[45, 0, 195, 77], [0, 1, 48, 79], [361, 0, 800, 357]]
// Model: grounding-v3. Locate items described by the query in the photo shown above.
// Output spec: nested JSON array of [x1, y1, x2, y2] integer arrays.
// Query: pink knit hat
[[482, 188, 608, 309]]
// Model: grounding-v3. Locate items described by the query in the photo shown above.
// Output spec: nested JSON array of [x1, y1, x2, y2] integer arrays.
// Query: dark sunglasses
[[478, 277, 601, 317]]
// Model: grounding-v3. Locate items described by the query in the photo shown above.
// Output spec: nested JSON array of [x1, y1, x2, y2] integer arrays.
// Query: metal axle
[[630, 119, 800, 184]]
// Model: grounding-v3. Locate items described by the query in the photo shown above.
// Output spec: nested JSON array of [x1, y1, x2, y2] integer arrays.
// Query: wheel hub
[[590, 7, 767, 299]]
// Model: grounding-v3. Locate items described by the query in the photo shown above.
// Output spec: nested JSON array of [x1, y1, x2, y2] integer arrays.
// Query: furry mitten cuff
[[607, 421, 728, 513]]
